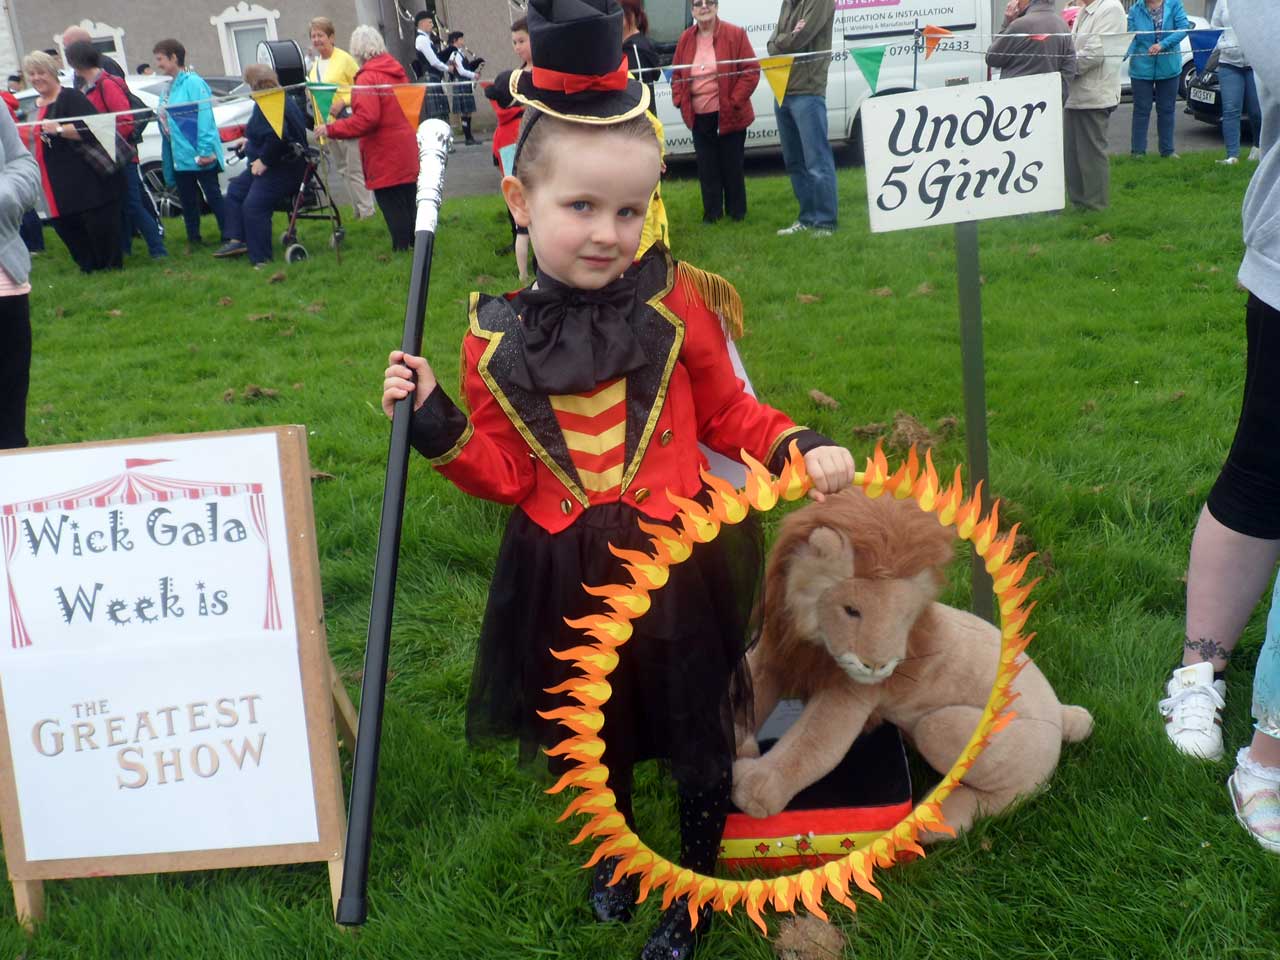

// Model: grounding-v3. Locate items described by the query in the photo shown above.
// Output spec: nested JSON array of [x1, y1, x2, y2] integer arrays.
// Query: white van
[[645, 0, 994, 160]]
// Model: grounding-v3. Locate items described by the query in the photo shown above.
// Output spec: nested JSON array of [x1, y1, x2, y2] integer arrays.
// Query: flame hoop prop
[[542, 440, 1038, 932]]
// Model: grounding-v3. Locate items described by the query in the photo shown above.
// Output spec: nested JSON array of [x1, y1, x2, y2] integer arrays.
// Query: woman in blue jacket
[[1127, 0, 1190, 157], [213, 64, 307, 266], [153, 38, 226, 245]]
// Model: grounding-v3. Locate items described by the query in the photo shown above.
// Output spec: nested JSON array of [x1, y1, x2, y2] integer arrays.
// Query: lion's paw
[[734, 724, 761, 759], [732, 757, 789, 819]]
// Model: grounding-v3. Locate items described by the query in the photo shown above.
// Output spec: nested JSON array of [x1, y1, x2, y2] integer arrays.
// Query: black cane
[[336, 117, 453, 926]]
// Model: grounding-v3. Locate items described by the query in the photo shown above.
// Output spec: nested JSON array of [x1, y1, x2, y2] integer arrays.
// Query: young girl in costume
[[382, 2, 854, 956]]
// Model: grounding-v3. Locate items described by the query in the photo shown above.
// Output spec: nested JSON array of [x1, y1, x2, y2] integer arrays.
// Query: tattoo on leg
[[1185, 637, 1230, 663]]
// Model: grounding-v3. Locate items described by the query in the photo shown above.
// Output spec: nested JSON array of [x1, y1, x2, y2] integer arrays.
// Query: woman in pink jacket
[[671, 1, 760, 222]]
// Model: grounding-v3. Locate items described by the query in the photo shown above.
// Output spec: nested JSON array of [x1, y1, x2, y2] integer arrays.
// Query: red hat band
[[530, 56, 629, 96]]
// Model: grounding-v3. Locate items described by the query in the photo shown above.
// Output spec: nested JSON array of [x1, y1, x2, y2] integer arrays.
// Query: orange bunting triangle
[[923, 24, 952, 60], [394, 84, 426, 130]]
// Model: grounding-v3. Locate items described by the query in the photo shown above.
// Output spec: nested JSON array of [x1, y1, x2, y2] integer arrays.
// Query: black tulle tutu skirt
[[466, 502, 760, 788]]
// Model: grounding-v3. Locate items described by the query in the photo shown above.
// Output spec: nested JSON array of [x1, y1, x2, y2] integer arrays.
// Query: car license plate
[[1189, 87, 1217, 105]]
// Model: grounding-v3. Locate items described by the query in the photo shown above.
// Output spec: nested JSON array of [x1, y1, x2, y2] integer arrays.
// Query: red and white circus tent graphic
[[2, 458, 283, 649]]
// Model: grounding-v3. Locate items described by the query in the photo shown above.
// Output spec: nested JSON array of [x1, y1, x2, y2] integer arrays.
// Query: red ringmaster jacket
[[326, 52, 417, 190], [409, 247, 826, 534], [670, 20, 760, 135]]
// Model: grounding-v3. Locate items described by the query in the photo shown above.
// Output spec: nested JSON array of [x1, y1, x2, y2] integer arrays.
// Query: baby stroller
[[278, 142, 345, 263]]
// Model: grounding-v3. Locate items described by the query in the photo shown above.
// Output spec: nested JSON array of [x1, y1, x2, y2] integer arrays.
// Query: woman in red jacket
[[670, 1, 760, 222], [316, 25, 419, 250]]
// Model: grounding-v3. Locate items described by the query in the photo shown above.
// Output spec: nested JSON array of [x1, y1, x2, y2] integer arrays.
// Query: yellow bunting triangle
[[82, 114, 117, 164], [394, 84, 426, 130], [252, 88, 286, 139], [758, 55, 793, 106]]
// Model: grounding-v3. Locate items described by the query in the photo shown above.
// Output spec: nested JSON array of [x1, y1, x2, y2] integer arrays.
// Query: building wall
[[11, 1, 368, 78]]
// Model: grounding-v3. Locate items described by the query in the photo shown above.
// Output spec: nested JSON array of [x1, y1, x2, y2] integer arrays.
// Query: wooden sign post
[[860, 73, 1065, 621], [0, 426, 356, 928]]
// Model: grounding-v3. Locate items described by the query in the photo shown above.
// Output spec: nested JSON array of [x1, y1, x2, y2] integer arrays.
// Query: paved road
[[438, 101, 1230, 201]]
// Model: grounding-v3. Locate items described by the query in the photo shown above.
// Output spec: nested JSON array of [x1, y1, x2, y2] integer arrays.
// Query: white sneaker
[[1218, 156, 1240, 165], [811, 228, 834, 238], [776, 221, 809, 236], [1249, 146, 1262, 161], [1159, 662, 1225, 760], [1229, 748, 1280, 854]]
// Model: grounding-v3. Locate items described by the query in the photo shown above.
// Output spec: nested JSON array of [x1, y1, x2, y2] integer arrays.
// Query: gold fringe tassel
[[676, 261, 744, 340]]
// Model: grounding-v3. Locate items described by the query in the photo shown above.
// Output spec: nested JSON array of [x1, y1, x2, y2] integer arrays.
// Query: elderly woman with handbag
[[22, 50, 124, 272]]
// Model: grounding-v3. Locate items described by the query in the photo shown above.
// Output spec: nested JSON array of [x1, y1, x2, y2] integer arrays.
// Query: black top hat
[[509, 0, 650, 123]]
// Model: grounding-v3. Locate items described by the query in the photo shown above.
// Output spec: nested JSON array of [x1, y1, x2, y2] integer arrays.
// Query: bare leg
[[1248, 730, 1280, 767], [1184, 506, 1280, 669]]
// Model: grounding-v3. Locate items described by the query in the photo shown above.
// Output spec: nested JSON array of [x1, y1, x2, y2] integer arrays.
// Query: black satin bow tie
[[508, 270, 649, 394]]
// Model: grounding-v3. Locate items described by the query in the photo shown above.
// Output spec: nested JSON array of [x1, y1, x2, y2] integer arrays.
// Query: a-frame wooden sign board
[[0, 426, 357, 928]]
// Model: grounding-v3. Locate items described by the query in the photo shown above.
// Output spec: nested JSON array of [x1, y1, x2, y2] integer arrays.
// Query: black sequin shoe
[[590, 856, 640, 923], [638, 896, 713, 960]]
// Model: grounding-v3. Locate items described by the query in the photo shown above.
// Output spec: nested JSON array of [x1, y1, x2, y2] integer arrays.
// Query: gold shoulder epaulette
[[676, 261, 744, 341]]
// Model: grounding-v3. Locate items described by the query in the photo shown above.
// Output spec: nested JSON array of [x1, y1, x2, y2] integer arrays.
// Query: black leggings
[[374, 182, 416, 251], [0, 293, 31, 449], [1207, 293, 1280, 538], [608, 765, 730, 875]]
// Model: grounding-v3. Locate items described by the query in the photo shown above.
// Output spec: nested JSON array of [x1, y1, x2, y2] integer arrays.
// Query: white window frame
[[210, 2, 282, 75], [54, 19, 127, 68]]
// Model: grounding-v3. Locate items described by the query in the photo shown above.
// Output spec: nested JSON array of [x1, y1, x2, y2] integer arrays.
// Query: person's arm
[[390, 344, 538, 505], [673, 274, 836, 478], [986, 25, 1019, 69], [729, 28, 761, 101], [325, 81, 379, 139], [102, 75, 134, 142], [1161, 1, 1190, 51], [768, 0, 833, 54], [416, 34, 449, 73], [0, 108, 42, 219], [669, 31, 691, 110], [452, 51, 478, 80]]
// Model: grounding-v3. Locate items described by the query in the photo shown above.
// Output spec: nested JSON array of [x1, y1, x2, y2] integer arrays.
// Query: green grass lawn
[[5, 153, 1280, 958]]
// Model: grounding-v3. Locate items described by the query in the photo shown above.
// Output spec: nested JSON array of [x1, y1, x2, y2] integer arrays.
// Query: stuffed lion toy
[[733, 489, 1092, 838]]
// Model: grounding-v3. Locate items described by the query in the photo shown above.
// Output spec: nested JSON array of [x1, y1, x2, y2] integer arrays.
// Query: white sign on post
[[861, 73, 1065, 233]]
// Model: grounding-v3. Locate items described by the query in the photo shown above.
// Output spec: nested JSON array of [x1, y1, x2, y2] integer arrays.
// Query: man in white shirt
[[1064, 0, 1125, 210], [412, 12, 452, 122]]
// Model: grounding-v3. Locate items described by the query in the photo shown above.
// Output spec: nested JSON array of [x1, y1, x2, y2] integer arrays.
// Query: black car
[[1186, 67, 1257, 137]]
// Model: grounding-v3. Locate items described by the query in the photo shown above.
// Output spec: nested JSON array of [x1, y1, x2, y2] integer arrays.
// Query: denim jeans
[[223, 166, 304, 265], [1219, 63, 1262, 159], [121, 163, 167, 257], [775, 94, 838, 229], [1130, 76, 1179, 156], [173, 167, 226, 243]]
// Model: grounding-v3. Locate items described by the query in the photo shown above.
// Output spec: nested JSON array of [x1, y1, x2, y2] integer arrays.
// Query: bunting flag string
[[758, 55, 793, 107], [1190, 29, 1223, 74], [393, 84, 426, 130], [81, 114, 117, 164], [852, 45, 888, 94], [251, 88, 286, 139], [7, 29, 1242, 138], [923, 24, 953, 60], [307, 81, 338, 123], [167, 102, 200, 150]]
